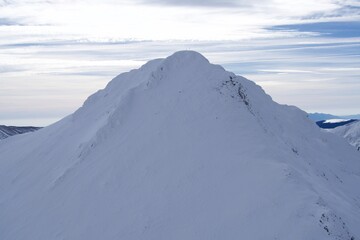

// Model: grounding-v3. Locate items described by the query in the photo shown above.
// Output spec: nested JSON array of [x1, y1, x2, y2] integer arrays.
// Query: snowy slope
[[329, 120, 360, 151], [1, 51, 360, 240], [0, 125, 41, 140]]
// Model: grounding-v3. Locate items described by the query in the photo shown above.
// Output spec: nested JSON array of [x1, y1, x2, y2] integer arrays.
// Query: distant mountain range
[[308, 112, 360, 122], [0, 125, 42, 140], [328, 120, 360, 151], [308, 113, 360, 151]]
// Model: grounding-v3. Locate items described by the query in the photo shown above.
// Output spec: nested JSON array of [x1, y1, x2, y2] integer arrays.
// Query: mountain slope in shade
[[329, 120, 360, 151], [0, 125, 42, 140], [1, 51, 360, 240]]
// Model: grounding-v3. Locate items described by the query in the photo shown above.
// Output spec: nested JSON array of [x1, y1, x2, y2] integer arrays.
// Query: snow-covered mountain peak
[[105, 51, 222, 91], [1, 51, 360, 240], [73, 51, 233, 128], [160, 50, 211, 72], [164, 50, 210, 64]]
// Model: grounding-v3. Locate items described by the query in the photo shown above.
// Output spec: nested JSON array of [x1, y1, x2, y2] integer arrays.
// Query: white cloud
[[0, 0, 358, 41]]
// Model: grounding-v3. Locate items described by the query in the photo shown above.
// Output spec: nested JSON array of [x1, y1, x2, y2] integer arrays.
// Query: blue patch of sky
[[268, 21, 360, 38], [0, 17, 18, 26]]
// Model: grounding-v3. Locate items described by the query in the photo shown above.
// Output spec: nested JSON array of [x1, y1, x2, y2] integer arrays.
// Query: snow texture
[[1, 51, 360, 240]]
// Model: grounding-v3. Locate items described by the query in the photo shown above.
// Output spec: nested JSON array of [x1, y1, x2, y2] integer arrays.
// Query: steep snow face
[[1, 51, 360, 240], [329, 120, 360, 151]]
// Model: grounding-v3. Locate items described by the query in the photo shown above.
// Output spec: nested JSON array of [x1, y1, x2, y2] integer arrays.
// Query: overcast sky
[[1, 0, 359, 126]]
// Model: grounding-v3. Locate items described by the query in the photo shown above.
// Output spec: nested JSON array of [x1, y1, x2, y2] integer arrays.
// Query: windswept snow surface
[[329, 120, 360, 151], [1, 51, 360, 240]]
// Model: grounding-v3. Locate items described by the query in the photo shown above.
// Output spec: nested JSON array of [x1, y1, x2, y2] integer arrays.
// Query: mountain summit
[[1, 51, 359, 240]]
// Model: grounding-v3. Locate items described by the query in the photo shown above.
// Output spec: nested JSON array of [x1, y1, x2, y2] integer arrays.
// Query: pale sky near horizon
[[0, 0, 359, 126]]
